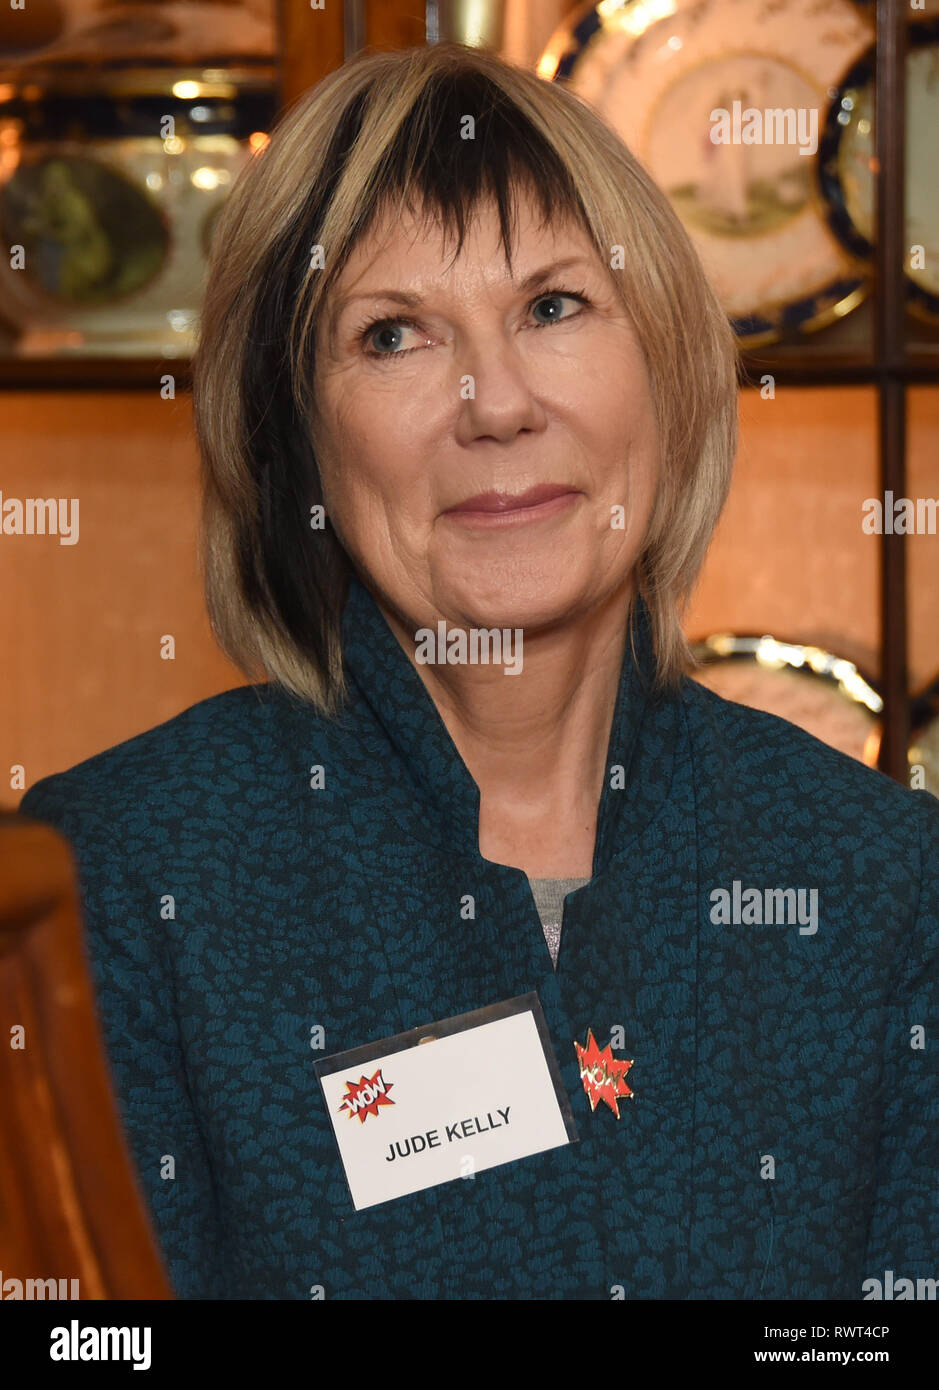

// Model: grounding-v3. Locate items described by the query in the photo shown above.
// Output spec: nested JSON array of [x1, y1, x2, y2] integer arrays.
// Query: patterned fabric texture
[[18, 572, 939, 1300]]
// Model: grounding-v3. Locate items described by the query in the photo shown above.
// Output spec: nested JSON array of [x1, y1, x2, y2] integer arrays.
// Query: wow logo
[[338, 1068, 395, 1123]]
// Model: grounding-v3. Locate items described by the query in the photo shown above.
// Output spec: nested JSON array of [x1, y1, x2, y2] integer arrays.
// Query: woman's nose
[[452, 331, 546, 444]]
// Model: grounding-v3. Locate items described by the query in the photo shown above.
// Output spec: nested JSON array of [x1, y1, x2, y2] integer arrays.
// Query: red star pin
[[574, 1028, 634, 1118]]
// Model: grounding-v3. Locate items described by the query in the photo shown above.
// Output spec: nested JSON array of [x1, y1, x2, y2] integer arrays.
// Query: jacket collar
[[338, 569, 677, 875]]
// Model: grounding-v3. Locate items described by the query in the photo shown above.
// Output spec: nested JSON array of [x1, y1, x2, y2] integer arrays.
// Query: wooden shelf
[[0, 356, 193, 390]]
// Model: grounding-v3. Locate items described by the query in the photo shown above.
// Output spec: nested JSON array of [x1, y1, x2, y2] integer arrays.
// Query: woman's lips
[[442, 485, 581, 528]]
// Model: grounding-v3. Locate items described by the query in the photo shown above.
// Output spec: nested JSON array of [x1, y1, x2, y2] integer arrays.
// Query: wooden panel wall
[[2, 390, 243, 808], [686, 387, 939, 689]]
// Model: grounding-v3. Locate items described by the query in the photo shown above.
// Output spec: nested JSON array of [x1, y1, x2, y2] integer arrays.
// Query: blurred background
[[2, 0, 937, 797]]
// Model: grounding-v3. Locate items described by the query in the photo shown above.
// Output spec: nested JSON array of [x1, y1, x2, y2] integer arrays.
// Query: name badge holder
[[316, 992, 579, 1212]]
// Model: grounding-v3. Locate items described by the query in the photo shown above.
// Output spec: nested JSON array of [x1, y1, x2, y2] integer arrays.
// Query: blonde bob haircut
[[194, 40, 739, 718]]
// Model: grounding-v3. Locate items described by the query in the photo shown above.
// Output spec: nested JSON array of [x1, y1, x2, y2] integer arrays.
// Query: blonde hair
[[193, 40, 739, 716]]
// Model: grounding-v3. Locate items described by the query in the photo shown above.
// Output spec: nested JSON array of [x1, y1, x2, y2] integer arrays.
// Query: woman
[[20, 41, 937, 1300]]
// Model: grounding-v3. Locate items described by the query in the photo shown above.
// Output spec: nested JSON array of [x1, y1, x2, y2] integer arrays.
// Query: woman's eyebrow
[[328, 256, 594, 329]]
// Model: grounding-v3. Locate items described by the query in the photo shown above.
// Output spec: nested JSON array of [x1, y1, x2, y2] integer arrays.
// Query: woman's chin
[[429, 579, 597, 637]]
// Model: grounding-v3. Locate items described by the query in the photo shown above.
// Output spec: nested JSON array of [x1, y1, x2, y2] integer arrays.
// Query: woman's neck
[[378, 580, 633, 877]]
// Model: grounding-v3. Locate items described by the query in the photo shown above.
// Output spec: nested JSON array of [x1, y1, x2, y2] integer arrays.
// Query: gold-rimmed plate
[[689, 633, 883, 765], [819, 15, 939, 325]]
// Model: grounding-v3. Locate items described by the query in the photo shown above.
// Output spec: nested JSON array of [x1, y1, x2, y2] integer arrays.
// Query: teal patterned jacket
[[18, 573, 939, 1299]]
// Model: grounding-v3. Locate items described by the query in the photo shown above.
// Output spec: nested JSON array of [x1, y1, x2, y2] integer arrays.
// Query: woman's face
[[312, 191, 660, 637]]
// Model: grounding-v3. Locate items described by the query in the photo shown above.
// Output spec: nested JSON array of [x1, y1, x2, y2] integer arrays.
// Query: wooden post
[[366, 0, 427, 51], [875, 0, 910, 782], [276, 0, 350, 112]]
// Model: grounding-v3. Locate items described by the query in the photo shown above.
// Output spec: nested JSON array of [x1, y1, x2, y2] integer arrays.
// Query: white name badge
[[316, 993, 579, 1211]]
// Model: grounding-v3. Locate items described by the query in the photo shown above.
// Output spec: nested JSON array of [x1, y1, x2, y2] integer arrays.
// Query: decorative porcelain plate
[[0, 67, 275, 357], [689, 633, 883, 765], [819, 16, 939, 324], [539, 0, 874, 345]]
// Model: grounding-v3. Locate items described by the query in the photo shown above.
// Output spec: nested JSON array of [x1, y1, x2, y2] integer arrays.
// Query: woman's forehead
[[333, 194, 594, 287]]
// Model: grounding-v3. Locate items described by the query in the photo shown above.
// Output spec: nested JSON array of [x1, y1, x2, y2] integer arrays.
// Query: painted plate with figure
[[538, 0, 874, 345]]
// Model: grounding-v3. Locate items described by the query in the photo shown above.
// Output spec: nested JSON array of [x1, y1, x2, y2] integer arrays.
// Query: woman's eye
[[361, 291, 587, 358], [364, 321, 421, 356], [531, 292, 586, 326]]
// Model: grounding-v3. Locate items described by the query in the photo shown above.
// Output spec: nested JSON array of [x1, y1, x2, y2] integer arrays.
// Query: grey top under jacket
[[527, 875, 592, 968]]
